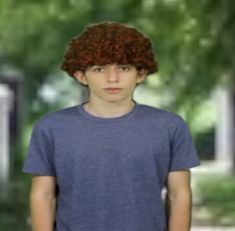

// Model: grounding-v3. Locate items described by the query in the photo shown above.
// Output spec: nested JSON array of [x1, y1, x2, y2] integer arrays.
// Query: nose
[[106, 66, 119, 82]]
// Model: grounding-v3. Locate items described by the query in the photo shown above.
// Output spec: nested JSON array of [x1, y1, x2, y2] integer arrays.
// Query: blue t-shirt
[[22, 102, 200, 231]]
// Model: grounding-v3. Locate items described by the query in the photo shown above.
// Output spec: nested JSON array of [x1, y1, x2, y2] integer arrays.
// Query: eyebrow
[[89, 65, 105, 70], [90, 64, 132, 69], [117, 64, 132, 67], [91, 65, 104, 67]]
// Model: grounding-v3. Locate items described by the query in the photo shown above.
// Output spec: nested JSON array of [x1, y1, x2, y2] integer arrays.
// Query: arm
[[165, 170, 192, 231], [30, 176, 57, 231]]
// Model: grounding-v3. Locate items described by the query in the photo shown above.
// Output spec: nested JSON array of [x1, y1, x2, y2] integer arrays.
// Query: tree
[[1, 0, 234, 110]]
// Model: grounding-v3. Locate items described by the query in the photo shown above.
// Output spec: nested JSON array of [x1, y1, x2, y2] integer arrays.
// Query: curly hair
[[61, 21, 158, 78]]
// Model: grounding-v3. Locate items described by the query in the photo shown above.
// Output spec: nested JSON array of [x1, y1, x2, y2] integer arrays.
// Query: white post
[[214, 83, 235, 172], [0, 84, 12, 197]]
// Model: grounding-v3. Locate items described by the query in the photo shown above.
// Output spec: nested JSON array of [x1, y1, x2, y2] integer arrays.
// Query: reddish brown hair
[[61, 21, 158, 77]]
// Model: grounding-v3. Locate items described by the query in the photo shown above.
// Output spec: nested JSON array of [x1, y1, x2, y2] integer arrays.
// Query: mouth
[[103, 88, 122, 94]]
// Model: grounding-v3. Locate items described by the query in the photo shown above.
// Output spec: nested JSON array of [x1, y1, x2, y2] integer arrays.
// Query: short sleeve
[[168, 116, 200, 171], [22, 119, 56, 176]]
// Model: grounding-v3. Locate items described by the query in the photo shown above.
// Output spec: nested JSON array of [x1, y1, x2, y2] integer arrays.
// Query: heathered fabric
[[22, 101, 200, 231]]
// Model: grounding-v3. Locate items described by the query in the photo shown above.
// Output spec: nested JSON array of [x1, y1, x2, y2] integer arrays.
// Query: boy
[[23, 21, 200, 231]]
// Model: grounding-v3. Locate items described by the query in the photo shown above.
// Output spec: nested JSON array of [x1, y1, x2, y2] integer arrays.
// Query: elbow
[[30, 189, 57, 201], [167, 187, 192, 203]]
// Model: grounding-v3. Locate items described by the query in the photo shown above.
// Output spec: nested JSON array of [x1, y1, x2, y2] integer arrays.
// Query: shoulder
[[137, 103, 185, 126], [32, 105, 80, 132], [137, 104, 189, 138]]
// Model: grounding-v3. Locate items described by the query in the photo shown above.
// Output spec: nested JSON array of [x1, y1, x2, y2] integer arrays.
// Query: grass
[[194, 174, 235, 226]]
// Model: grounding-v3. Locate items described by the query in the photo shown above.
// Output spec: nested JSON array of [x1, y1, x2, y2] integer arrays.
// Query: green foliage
[[0, 170, 31, 231], [0, 0, 234, 114], [0, 0, 90, 69], [196, 175, 235, 225], [1, 1, 235, 228], [176, 0, 235, 102]]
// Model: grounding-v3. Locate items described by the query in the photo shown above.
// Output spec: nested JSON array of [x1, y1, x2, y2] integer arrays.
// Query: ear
[[74, 71, 88, 85], [136, 69, 147, 83]]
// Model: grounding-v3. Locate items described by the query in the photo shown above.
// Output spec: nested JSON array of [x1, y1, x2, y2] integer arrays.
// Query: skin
[[29, 63, 192, 231], [73, 63, 147, 118], [166, 170, 192, 231], [30, 176, 56, 231]]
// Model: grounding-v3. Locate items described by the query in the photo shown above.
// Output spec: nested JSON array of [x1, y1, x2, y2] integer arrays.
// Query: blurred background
[[0, 0, 235, 230]]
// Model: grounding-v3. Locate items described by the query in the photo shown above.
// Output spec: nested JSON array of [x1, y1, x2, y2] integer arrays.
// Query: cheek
[[125, 79, 138, 88], [122, 75, 138, 85], [122, 82, 138, 94], [88, 79, 103, 89]]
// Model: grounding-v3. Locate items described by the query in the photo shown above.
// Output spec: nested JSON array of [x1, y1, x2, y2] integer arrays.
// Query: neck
[[83, 99, 136, 118]]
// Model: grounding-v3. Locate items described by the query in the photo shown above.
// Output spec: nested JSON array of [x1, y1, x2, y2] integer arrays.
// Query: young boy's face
[[74, 64, 146, 104]]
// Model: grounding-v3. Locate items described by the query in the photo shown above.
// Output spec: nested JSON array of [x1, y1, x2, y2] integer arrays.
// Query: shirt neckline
[[77, 100, 140, 122]]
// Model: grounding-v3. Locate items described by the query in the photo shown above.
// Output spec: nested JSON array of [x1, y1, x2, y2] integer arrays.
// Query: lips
[[104, 88, 122, 90], [104, 88, 122, 93]]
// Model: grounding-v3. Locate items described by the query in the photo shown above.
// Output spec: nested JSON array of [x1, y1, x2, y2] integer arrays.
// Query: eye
[[92, 66, 105, 72], [119, 65, 131, 71]]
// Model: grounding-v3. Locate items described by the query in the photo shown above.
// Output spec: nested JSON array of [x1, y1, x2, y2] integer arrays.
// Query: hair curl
[[61, 21, 158, 78]]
